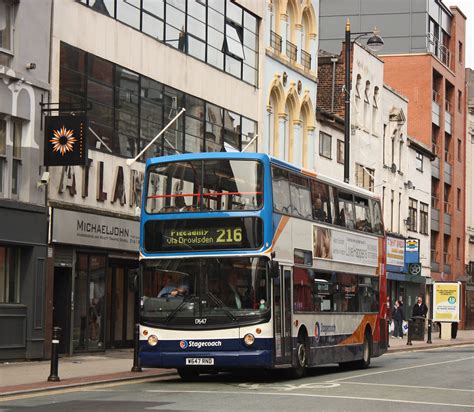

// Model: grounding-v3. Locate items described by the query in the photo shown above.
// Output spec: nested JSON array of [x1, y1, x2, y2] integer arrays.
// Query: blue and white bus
[[139, 152, 388, 379]]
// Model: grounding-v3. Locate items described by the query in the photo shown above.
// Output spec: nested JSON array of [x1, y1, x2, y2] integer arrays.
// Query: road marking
[[238, 383, 340, 391], [339, 381, 474, 393], [327, 355, 474, 383], [146, 389, 474, 408]]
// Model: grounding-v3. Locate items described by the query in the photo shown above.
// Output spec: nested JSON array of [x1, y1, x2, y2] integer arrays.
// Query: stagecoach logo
[[179, 340, 223, 350], [314, 322, 320, 343]]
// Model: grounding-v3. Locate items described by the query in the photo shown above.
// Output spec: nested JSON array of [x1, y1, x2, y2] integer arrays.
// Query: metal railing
[[444, 150, 453, 164], [427, 33, 452, 69], [445, 100, 452, 113], [432, 143, 439, 156], [432, 89, 440, 104], [431, 196, 439, 209], [444, 252, 451, 264], [431, 249, 439, 263], [443, 201, 451, 214], [301, 49, 311, 70], [286, 40, 297, 61], [270, 30, 282, 53]]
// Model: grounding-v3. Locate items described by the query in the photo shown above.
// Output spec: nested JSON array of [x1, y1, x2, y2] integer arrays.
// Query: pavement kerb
[[0, 369, 177, 399], [386, 340, 474, 353]]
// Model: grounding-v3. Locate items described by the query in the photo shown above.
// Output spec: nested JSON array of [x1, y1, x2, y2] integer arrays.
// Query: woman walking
[[392, 300, 404, 339]]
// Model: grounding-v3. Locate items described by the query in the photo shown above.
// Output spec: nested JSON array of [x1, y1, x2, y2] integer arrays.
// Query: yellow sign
[[433, 282, 460, 322]]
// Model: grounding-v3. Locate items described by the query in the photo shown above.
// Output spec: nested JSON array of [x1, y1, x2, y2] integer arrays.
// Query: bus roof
[[145, 152, 379, 200]]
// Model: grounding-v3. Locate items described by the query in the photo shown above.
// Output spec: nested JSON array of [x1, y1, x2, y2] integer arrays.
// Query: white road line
[[339, 381, 474, 393], [146, 389, 474, 408], [327, 355, 474, 383]]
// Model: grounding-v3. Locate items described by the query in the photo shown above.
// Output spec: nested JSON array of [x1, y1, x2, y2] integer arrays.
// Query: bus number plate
[[186, 358, 214, 365]]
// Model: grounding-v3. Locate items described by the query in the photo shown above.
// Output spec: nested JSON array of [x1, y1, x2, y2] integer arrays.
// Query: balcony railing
[[432, 143, 439, 156], [270, 30, 282, 53], [444, 201, 451, 214], [286, 40, 297, 61], [445, 100, 452, 113], [444, 252, 451, 264], [427, 33, 452, 69], [431, 196, 439, 209], [432, 89, 440, 104], [431, 249, 439, 263], [301, 49, 311, 70], [444, 150, 453, 164]]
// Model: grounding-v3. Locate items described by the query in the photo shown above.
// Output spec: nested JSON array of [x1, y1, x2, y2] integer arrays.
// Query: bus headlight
[[243, 333, 255, 347], [147, 335, 159, 346]]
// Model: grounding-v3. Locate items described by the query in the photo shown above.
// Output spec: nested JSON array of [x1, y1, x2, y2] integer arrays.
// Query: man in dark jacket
[[392, 300, 404, 338], [412, 295, 428, 318]]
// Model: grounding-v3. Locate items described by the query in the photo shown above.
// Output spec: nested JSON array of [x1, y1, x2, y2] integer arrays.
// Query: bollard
[[427, 318, 432, 344], [131, 323, 142, 372], [48, 327, 61, 382]]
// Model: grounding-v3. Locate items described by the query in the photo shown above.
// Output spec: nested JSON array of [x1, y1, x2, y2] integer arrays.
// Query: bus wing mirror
[[128, 269, 139, 292], [269, 261, 279, 278]]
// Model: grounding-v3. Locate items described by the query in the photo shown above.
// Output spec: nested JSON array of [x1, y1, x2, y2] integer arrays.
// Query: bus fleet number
[[216, 228, 242, 243]]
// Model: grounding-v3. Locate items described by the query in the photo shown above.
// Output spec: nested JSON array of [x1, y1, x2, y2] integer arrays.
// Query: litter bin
[[451, 322, 458, 339], [407, 316, 425, 344]]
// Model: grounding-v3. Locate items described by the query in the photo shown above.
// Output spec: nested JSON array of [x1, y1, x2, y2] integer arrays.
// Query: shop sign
[[386, 236, 405, 267], [52, 208, 139, 252]]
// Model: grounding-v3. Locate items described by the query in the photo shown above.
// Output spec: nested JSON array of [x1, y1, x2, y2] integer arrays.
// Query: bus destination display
[[144, 217, 263, 252]]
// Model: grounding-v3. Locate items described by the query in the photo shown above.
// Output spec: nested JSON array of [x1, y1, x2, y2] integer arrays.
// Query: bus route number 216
[[216, 228, 242, 243]]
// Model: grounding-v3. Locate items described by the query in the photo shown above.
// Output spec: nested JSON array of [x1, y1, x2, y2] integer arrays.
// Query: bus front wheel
[[177, 368, 200, 381]]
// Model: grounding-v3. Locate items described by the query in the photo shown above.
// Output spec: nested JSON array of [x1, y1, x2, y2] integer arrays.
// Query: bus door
[[273, 266, 292, 365]]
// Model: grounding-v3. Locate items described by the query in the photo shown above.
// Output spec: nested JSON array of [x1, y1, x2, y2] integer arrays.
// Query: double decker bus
[[139, 152, 388, 379]]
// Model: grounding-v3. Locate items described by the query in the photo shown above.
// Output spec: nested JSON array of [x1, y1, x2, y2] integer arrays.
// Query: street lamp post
[[343, 19, 384, 184]]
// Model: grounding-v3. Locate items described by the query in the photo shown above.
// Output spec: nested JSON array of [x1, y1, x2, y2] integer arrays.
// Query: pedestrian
[[412, 295, 428, 318], [392, 300, 404, 339]]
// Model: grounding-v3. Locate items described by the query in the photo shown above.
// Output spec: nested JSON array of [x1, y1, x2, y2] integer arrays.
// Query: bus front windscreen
[[145, 159, 263, 213], [141, 257, 270, 328]]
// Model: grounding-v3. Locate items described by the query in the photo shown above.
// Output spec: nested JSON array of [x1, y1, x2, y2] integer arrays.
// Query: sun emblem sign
[[50, 125, 77, 156]]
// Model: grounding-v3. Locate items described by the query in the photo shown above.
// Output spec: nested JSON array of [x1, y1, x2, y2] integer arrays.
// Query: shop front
[[386, 235, 426, 320], [51, 208, 139, 354]]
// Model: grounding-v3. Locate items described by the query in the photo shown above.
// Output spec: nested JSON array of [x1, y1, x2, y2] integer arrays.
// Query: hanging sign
[[44, 115, 88, 166]]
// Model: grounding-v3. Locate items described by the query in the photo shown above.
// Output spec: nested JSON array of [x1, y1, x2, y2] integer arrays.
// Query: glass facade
[[59, 42, 257, 158], [78, 0, 259, 86]]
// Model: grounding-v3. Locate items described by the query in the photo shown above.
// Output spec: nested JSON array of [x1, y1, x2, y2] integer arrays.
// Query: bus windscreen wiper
[[206, 292, 237, 322], [165, 295, 196, 324]]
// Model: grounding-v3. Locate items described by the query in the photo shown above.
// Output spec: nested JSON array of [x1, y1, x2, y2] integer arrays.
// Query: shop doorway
[[106, 261, 137, 349], [73, 253, 106, 352], [52, 267, 72, 354]]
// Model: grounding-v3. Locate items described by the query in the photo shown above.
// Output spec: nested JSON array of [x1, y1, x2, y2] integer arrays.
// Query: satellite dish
[[390, 163, 397, 174], [406, 180, 413, 189]]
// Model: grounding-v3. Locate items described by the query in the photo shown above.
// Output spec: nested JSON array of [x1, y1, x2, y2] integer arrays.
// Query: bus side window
[[272, 167, 291, 214], [337, 191, 355, 230], [310, 180, 332, 223], [354, 196, 372, 232]]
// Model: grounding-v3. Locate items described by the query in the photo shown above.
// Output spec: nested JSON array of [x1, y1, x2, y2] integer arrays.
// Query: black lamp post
[[344, 19, 384, 183]]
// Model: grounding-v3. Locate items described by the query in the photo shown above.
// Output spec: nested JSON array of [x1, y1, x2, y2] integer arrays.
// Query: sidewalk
[[1, 331, 473, 398], [387, 328, 474, 352]]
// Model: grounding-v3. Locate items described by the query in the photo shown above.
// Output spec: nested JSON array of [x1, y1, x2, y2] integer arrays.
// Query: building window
[[0, 1, 13, 53], [355, 164, 374, 192], [408, 198, 417, 232], [420, 202, 428, 235], [415, 151, 423, 171], [0, 246, 21, 303], [337, 140, 344, 164], [456, 237, 461, 260], [11, 120, 22, 196], [319, 131, 331, 159], [59, 43, 257, 158], [457, 138, 462, 161], [457, 188, 461, 210], [458, 90, 462, 113], [80, 0, 259, 86], [458, 41, 463, 63]]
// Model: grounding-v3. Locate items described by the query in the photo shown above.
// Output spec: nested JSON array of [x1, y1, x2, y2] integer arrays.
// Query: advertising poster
[[433, 282, 461, 322], [386, 236, 405, 267]]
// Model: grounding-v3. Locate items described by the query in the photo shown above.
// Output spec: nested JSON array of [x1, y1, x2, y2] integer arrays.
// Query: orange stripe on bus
[[267, 215, 290, 254], [338, 314, 378, 345]]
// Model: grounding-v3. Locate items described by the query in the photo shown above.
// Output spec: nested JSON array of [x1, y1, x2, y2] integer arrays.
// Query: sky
[[443, 0, 474, 68]]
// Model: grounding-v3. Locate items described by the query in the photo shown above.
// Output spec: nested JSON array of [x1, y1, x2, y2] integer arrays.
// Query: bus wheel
[[288, 339, 307, 379], [177, 368, 200, 381], [356, 332, 372, 369]]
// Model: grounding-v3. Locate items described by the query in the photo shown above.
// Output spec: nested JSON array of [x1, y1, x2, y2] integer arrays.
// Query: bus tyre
[[288, 340, 307, 379], [356, 333, 372, 369], [177, 368, 200, 381]]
